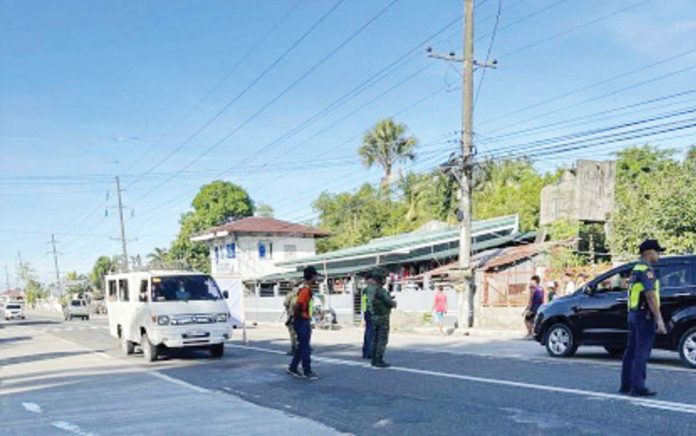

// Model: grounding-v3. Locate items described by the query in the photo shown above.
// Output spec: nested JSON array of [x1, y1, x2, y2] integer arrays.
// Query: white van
[[105, 270, 232, 362]]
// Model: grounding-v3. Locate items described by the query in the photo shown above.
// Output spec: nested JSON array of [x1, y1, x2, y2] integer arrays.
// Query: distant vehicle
[[4, 303, 25, 320], [534, 255, 696, 369], [105, 270, 232, 362], [63, 299, 90, 321]]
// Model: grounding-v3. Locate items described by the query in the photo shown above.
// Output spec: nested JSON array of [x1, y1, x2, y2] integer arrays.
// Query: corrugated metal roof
[[192, 217, 330, 241], [275, 214, 519, 267]]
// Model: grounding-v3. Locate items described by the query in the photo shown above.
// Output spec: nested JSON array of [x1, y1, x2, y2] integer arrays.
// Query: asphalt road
[[2, 314, 695, 435]]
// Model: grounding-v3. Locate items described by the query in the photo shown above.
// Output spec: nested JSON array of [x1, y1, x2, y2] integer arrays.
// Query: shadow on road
[[0, 350, 99, 367], [0, 335, 32, 344]]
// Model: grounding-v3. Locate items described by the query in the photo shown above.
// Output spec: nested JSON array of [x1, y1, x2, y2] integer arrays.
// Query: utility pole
[[4, 264, 10, 290], [49, 233, 62, 296], [115, 176, 130, 272], [428, 0, 496, 329]]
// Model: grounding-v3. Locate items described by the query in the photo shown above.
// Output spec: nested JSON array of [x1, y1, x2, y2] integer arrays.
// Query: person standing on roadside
[[432, 286, 448, 334], [370, 269, 397, 368], [620, 239, 667, 397], [523, 275, 544, 338], [564, 271, 576, 296], [287, 266, 322, 380], [283, 285, 299, 355], [361, 272, 379, 360]]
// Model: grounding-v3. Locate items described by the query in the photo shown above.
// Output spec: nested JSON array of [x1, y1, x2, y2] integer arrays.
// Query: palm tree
[[359, 118, 417, 189], [147, 248, 168, 268]]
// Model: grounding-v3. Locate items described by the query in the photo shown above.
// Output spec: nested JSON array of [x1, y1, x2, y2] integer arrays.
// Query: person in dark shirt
[[523, 275, 544, 338]]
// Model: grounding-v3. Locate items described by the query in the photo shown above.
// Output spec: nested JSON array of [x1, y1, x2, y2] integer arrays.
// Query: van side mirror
[[583, 286, 593, 296], [223, 291, 229, 299]]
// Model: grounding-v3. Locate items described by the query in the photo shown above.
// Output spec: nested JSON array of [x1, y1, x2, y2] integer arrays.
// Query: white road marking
[[52, 421, 97, 436], [397, 345, 694, 373], [22, 402, 43, 413], [149, 371, 211, 394], [231, 344, 696, 416]]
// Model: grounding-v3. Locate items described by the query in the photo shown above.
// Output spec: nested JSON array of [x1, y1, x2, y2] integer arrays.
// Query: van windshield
[[151, 275, 222, 302], [7, 304, 21, 309]]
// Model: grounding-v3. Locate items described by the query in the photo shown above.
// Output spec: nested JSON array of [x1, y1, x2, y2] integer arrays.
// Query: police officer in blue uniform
[[620, 239, 667, 397]]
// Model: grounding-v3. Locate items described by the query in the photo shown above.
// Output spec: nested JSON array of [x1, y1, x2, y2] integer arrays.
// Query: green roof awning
[[275, 215, 519, 267]]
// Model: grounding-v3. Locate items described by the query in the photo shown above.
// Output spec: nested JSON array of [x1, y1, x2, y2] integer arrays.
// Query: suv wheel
[[545, 323, 578, 357], [141, 332, 158, 362], [678, 326, 696, 369]]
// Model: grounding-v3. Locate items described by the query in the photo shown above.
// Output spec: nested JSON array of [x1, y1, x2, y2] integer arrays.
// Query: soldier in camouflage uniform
[[369, 269, 397, 368], [361, 272, 380, 359]]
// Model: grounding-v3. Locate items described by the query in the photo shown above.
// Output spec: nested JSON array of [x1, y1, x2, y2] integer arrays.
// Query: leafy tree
[[147, 247, 169, 267], [169, 181, 254, 272], [90, 256, 114, 294], [255, 203, 274, 218], [358, 118, 417, 189], [472, 158, 550, 232], [18, 262, 46, 305], [313, 184, 401, 252], [610, 145, 696, 256]]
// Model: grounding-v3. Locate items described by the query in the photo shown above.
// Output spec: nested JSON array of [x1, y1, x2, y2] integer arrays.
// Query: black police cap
[[639, 239, 665, 253], [303, 266, 323, 280]]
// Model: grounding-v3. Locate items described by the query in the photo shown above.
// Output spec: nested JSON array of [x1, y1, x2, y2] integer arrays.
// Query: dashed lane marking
[[22, 402, 43, 414], [230, 344, 696, 416]]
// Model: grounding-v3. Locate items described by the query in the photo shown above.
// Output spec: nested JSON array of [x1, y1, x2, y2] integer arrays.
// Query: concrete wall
[[540, 160, 615, 225], [210, 235, 317, 280]]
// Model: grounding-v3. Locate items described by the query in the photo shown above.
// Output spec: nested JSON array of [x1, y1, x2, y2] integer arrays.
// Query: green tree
[[610, 145, 696, 256], [147, 247, 169, 268], [359, 118, 417, 189], [18, 262, 46, 305], [313, 184, 401, 252], [90, 256, 114, 298], [472, 158, 549, 232], [169, 181, 254, 272], [255, 203, 274, 218]]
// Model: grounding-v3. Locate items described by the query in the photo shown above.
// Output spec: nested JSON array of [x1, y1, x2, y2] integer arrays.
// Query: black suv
[[533, 255, 696, 368]]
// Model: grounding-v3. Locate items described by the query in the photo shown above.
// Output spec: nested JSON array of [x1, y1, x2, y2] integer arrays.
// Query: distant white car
[[63, 299, 90, 321], [4, 303, 25, 320]]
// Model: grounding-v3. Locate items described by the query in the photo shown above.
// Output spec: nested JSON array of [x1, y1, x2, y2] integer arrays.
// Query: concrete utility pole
[[4, 264, 10, 290], [115, 176, 130, 271], [428, 0, 496, 329], [49, 233, 62, 296]]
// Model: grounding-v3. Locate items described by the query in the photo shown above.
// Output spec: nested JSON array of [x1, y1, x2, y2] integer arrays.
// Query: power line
[[130, 0, 399, 205], [474, 0, 502, 107], [127, 0, 347, 192], [127, 0, 304, 185]]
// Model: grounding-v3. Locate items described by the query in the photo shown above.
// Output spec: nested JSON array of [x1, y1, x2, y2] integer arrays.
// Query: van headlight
[[157, 315, 170, 326], [216, 313, 229, 323]]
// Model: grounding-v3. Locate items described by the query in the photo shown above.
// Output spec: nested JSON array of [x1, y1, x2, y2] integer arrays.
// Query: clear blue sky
[[1, 0, 695, 285]]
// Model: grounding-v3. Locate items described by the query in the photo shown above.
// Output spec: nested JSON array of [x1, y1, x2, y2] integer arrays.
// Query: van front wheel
[[210, 343, 224, 358], [122, 337, 134, 355], [141, 332, 158, 362]]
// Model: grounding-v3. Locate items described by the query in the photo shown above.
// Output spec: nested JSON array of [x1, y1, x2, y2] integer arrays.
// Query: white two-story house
[[190, 217, 329, 322]]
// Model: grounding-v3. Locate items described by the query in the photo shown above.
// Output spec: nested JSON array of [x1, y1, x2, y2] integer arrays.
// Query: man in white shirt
[[564, 271, 576, 296]]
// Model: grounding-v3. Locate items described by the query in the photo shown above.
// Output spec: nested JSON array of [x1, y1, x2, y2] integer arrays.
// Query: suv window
[[592, 267, 632, 294], [657, 262, 691, 289]]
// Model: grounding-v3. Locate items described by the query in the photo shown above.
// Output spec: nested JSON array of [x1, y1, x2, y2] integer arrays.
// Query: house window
[[226, 243, 236, 259], [258, 241, 273, 259], [284, 244, 296, 260], [214, 246, 220, 264]]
